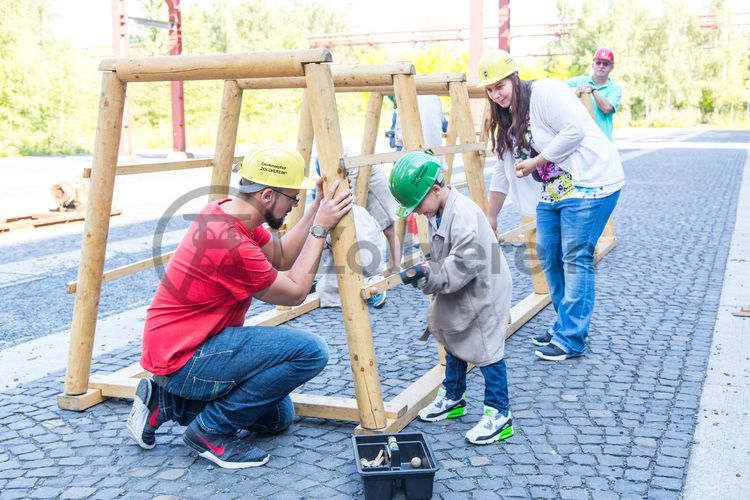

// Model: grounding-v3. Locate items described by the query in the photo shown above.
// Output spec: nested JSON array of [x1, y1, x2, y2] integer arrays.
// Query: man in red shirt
[[126, 143, 352, 469]]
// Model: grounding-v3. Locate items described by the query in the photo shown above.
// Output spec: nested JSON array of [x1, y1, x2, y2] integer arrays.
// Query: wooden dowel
[[100, 49, 332, 83], [305, 62, 387, 431], [67, 251, 175, 294], [210, 80, 242, 202], [360, 273, 403, 299], [64, 72, 126, 396]]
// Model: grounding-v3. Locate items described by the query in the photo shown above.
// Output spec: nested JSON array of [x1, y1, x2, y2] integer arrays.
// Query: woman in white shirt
[[479, 49, 624, 361]]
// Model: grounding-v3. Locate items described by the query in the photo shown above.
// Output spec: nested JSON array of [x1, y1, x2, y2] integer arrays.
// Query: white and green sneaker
[[418, 387, 467, 422], [464, 406, 513, 445]]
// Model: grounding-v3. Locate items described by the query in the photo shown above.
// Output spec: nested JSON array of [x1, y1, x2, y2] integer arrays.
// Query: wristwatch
[[310, 225, 329, 239]]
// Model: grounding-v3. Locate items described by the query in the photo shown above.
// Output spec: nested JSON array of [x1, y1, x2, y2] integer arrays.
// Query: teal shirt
[[566, 75, 622, 141]]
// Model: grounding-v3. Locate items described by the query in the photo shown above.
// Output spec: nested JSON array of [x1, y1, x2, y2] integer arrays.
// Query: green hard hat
[[389, 151, 442, 218]]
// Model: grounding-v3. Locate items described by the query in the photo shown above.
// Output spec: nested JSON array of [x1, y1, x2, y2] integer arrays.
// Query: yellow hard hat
[[476, 49, 517, 88], [236, 143, 315, 191]]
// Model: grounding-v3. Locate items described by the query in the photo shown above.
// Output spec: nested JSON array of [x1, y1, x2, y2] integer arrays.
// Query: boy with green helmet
[[389, 151, 515, 445]]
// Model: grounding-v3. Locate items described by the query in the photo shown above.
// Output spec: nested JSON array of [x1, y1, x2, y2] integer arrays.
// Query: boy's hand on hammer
[[400, 262, 431, 289]]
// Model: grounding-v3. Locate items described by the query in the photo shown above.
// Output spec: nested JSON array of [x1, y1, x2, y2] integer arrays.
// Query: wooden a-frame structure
[[58, 49, 616, 435]]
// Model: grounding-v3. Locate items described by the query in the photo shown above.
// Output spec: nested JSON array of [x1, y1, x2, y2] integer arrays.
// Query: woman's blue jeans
[[535, 191, 620, 355], [443, 351, 509, 414], [152, 326, 329, 435]]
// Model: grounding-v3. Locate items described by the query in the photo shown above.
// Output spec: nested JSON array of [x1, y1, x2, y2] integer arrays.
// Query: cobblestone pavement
[[1, 130, 748, 499]]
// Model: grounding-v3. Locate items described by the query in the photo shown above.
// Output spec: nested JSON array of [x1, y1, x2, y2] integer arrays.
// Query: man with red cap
[[567, 47, 622, 141]]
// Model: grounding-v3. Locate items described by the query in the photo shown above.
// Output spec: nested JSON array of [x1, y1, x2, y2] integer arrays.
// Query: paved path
[[0, 129, 748, 499]]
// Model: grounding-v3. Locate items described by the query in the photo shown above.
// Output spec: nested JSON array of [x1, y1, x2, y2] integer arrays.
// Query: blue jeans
[[443, 351, 509, 415], [535, 191, 620, 355], [152, 326, 329, 435]]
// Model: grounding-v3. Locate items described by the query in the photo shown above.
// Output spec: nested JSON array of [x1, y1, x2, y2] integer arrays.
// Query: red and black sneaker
[[183, 420, 270, 469], [126, 378, 163, 449]]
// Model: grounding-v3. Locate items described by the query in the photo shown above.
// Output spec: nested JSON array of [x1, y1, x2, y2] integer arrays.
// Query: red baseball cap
[[593, 48, 614, 63]]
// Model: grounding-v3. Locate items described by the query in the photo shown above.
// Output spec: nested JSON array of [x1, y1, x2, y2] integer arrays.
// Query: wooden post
[[210, 80, 242, 201], [448, 81, 488, 214], [521, 215, 549, 294], [443, 114, 458, 184], [304, 62, 387, 431], [392, 74, 425, 151], [354, 92, 384, 207], [63, 72, 126, 396], [285, 90, 315, 229], [99, 49, 333, 82]]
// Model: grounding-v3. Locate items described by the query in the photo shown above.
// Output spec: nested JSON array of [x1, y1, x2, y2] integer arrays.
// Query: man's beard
[[264, 200, 286, 230]]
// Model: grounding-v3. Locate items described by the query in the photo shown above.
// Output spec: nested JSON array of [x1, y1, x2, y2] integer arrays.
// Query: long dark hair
[[486, 74, 534, 158]]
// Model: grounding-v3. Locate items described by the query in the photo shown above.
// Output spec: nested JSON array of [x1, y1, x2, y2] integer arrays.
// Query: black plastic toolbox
[[352, 432, 440, 500]]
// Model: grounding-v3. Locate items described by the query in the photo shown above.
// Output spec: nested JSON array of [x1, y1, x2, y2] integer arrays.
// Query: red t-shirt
[[141, 199, 277, 375]]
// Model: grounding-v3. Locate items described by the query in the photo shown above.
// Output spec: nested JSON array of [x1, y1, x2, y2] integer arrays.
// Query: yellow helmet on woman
[[476, 49, 517, 88]]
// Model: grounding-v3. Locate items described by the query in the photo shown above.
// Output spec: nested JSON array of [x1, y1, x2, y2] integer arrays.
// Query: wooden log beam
[[210, 80, 243, 201], [237, 64, 417, 90], [100, 49, 332, 82], [449, 81, 488, 214], [63, 72, 125, 397], [353, 92, 383, 207], [305, 62, 387, 431], [285, 90, 315, 231]]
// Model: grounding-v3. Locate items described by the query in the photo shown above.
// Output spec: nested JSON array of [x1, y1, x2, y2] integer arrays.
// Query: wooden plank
[[355, 363, 444, 435], [595, 237, 617, 262], [100, 49, 332, 82], [507, 293, 552, 337], [57, 388, 104, 412], [89, 375, 140, 398], [292, 393, 406, 421], [245, 293, 321, 327], [0, 210, 122, 233], [498, 220, 536, 244], [360, 273, 403, 299], [67, 250, 175, 294]]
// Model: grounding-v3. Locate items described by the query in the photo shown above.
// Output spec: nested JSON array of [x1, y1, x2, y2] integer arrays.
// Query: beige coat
[[422, 188, 512, 367]]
